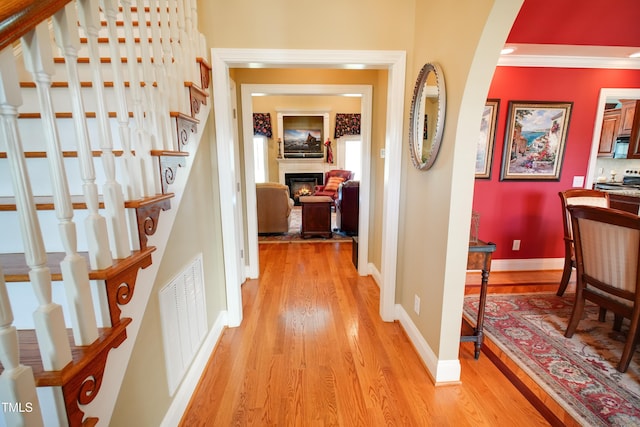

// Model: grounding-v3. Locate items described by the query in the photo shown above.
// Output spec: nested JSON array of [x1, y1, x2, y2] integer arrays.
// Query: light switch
[[572, 176, 584, 188]]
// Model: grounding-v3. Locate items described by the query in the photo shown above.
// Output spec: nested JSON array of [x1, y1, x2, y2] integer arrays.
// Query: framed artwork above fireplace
[[277, 111, 330, 160]]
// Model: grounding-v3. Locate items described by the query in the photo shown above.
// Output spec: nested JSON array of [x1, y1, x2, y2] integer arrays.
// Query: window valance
[[253, 113, 273, 138], [334, 113, 361, 138]]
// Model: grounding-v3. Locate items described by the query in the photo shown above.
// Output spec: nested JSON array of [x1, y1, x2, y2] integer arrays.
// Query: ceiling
[[500, 0, 640, 68]]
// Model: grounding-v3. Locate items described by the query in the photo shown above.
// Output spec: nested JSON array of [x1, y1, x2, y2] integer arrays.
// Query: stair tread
[[1, 246, 156, 282], [4, 318, 132, 387], [0, 149, 185, 158], [0, 193, 174, 212]]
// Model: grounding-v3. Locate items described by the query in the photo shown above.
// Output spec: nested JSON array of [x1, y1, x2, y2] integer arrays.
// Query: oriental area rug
[[258, 206, 352, 243], [462, 293, 640, 427]]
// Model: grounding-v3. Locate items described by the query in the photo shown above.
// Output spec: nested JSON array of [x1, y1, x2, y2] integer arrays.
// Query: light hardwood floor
[[180, 242, 551, 426]]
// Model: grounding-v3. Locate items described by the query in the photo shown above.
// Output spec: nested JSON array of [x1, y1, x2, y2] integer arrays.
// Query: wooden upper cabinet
[[618, 99, 637, 137], [598, 109, 620, 157], [626, 101, 640, 159]]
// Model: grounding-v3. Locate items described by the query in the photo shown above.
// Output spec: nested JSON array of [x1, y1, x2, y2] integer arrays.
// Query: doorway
[[241, 84, 373, 281], [211, 48, 406, 327]]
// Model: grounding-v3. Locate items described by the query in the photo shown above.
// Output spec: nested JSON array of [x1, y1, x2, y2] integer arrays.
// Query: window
[[253, 136, 268, 183], [339, 136, 362, 181]]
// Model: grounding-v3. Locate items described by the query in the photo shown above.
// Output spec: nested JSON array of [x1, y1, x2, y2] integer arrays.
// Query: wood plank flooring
[[180, 242, 551, 426]]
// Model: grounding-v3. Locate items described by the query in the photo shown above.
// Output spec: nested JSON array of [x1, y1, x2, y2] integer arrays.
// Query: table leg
[[473, 268, 490, 359]]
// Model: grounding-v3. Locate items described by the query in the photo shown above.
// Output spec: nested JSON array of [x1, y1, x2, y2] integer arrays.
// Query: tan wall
[[398, 0, 523, 359], [251, 94, 362, 183], [110, 124, 227, 426]]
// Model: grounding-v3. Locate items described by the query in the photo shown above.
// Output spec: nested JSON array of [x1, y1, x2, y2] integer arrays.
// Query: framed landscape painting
[[475, 99, 499, 179], [500, 101, 572, 181]]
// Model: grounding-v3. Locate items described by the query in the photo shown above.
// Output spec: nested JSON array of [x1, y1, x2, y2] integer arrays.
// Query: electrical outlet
[[512, 239, 521, 251], [414, 295, 421, 315], [380, 148, 386, 158]]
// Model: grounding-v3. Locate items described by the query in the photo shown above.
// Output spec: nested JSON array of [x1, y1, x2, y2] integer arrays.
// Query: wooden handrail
[[0, 0, 71, 52]]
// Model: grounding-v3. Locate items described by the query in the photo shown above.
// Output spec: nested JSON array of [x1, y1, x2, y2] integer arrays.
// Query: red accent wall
[[508, 0, 640, 47], [473, 67, 640, 260]]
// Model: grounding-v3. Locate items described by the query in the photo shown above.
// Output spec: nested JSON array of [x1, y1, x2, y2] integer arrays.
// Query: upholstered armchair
[[314, 169, 354, 200], [256, 183, 295, 234], [336, 180, 359, 235], [565, 205, 640, 373]]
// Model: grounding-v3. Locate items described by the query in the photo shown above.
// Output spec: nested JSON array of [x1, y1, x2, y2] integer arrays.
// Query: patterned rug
[[462, 293, 640, 427], [258, 206, 352, 243]]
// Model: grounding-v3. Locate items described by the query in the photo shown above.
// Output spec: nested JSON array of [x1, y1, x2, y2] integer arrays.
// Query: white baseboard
[[490, 257, 564, 272], [395, 304, 461, 384], [160, 311, 228, 427], [367, 262, 382, 288]]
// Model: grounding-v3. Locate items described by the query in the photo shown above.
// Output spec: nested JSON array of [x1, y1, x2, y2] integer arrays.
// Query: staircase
[[0, 0, 211, 425]]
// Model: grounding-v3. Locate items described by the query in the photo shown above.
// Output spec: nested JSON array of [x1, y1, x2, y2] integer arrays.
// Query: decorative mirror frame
[[409, 62, 446, 170]]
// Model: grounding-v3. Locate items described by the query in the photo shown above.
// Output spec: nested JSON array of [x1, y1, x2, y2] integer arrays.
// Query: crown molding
[[498, 54, 640, 69]]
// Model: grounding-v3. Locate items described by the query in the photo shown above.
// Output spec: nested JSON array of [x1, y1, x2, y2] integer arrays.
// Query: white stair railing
[[52, 3, 113, 271], [148, 0, 176, 150], [0, 47, 73, 372], [77, 0, 131, 259], [0, 265, 44, 427], [121, 0, 157, 196], [100, 0, 142, 203]]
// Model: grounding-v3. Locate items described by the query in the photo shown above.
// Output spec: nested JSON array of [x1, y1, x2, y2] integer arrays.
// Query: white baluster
[[99, 0, 141, 202], [0, 47, 72, 371], [182, 0, 198, 84], [121, 0, 157, 196], [77, 0, 131, 259], [22, 23, 99, 346], [168, 0, 186, 112], [134, 0, 161, 150], [53, 3, 113, 271], [159, 0, 180, 113], [149, 0, 176, 150], [0, 265, 44, 427], [176, 0, 190, 85]]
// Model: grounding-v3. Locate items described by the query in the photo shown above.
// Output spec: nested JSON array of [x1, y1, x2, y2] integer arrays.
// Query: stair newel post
[[53, 3, 113, 271], [148, 0, 176, 151], [0, 265, 44, 427], [77, 0, 131, 260], [100, 0, 142, 202], [159, 0, 180, 114], [0, 48, 72, 372], [121, 0, 158, 197]]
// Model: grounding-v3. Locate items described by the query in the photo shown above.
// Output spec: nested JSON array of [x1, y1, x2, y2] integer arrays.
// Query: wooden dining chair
[[565, 205, 640, 373], [557, 189, 610, 296]]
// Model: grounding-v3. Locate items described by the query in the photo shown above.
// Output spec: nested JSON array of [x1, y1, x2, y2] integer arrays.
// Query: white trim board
[[211, 48, 407, 325]]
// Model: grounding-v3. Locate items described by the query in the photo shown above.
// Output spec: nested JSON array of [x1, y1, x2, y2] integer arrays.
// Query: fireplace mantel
[[277, 158, 332, 184]]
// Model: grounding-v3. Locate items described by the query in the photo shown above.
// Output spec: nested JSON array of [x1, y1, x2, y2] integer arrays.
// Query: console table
[[460, 240, 496, 359]]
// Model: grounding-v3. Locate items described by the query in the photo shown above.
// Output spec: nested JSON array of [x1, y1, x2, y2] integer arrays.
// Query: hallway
[[180, 242, 548, 426]]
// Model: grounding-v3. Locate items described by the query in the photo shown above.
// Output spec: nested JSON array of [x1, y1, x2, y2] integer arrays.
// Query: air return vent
[[159, 254, 208, 395]]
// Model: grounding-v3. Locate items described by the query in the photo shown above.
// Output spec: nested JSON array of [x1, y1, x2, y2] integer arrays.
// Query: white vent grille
[[159, 254, 208, 395]]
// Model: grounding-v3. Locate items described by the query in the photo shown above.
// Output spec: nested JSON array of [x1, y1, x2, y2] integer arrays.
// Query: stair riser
[[10, 115, 183, 151], [0, 156, 124, 197], [6, 281, 110, 330], [18, 73, 193, 115]]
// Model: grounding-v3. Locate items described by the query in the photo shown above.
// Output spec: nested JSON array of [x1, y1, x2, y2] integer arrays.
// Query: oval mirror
[[409, 62, 446, 170]]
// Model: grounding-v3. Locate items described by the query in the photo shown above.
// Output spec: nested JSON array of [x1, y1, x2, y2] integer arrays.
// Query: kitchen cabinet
[[618, 99, 637, 137], [597, 109, 620, 157], [626, 101, 640, 159], [609, 193, 640, 214]]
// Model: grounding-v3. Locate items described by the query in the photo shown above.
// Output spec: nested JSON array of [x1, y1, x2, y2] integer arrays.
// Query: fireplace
[[285, 172, 324, 205]]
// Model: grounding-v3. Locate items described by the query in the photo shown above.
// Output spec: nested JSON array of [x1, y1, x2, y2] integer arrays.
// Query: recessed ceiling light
[[501, 47, 516, 55], [630, 52, 640, 58]]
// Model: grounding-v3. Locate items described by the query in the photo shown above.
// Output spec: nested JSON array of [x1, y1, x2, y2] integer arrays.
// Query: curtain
[[334, 113, 361, 138], [253, 113, 273, 138]]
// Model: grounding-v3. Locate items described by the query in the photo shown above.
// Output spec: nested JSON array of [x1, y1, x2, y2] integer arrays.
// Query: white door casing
[[211, 48, 406, 326]]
